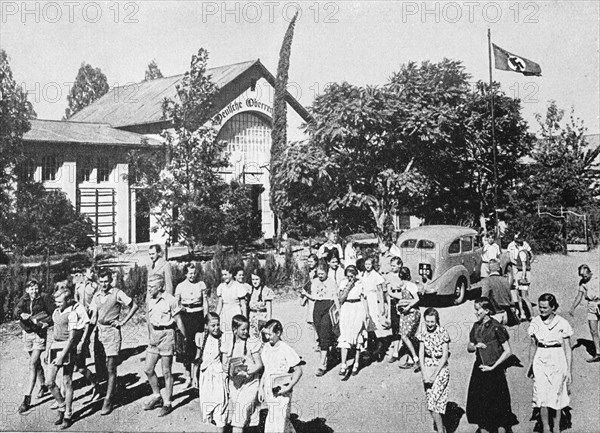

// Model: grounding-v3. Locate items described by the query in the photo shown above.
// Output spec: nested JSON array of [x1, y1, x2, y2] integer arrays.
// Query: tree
[[130, 49, 261, 250], [0, 50, 36, 225], [2, 182, 93, 255], [144, 59, 164, 81], [275, 59, 532, 241], [64, 63, 109, 119], [270, 12, 299, 236], [504, 101, 600, 252]]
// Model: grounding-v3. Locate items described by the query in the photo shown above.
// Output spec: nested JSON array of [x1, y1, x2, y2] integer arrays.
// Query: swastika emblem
[[508, 56, 526, 72]]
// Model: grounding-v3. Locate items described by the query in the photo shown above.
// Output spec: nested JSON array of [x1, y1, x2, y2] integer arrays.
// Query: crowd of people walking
[[12, 229, 600, 432]]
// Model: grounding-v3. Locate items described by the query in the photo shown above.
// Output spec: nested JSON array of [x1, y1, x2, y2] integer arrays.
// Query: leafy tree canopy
[[144, 59, 164, 81], [64, 62, 109, 119]]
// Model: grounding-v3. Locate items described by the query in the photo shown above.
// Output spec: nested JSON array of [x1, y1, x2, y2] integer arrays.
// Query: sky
[[1, 1, 599, 139]]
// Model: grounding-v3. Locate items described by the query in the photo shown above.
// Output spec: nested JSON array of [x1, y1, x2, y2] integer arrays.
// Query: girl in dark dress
[[466, 297, 518, 433]]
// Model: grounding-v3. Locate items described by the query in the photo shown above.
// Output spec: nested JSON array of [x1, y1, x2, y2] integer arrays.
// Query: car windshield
[[417, 239, 435, 249], [400, 239, 417, 248]]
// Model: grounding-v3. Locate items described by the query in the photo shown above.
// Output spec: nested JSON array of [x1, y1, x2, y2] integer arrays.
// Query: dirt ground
[[1, 250, 599, 433]]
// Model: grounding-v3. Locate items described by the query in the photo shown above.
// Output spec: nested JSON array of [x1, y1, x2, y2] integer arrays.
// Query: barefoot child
[[226, 315, 263, 432], [260, 319, 303, 433], [15, 279, 54, 414], [89, 269, 138, 414], [45, 284, 89, 429], [197, 312, 229, 432], [143, 274, 185, 417]]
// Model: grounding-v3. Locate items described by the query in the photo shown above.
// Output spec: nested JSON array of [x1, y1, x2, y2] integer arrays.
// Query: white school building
[[22, 59, 311, 244]]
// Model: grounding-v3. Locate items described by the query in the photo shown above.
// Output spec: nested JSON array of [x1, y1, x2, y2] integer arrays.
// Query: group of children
[[15, 264, 303, 433], [16, 268, 138, 429]]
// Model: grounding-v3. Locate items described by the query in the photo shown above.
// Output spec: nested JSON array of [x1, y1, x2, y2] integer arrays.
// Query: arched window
[[217, 112, 272, 164]]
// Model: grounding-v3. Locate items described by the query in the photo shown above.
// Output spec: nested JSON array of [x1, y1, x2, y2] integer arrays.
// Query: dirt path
[[2, 250, 599, 432]]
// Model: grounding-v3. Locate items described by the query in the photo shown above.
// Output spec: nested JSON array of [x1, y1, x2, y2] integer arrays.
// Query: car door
[[460, 235, 477, 281]]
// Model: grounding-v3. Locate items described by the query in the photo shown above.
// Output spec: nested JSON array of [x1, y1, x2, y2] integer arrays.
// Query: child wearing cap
[[143, 274, 185, 417]]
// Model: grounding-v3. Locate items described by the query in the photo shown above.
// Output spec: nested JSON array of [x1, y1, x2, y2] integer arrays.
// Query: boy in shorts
[[15, 279, 54, 413], [143, 274, 185, 417], [89, 268, 138, 415], [45, 284, 88, 429]]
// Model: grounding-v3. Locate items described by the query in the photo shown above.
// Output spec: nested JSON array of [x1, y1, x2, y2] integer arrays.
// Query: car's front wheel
[[453, 277, 467, 305]]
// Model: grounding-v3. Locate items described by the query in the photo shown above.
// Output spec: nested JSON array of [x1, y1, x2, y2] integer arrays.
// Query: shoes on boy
[[18, 395, 31, 414], [54, 411, 65, 425], [143, 395, 163, 411], [37, 385, 49, 399], [60, 417, 73, 430], [158, 405, 172, 417]]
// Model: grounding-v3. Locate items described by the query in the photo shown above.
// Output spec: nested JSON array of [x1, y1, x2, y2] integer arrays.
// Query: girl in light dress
[[216, 267, 248, 347], [226, 315, 263, 432], [197, 312, 228, 432], [300, 254, 319, 351], [361, 257, 388, 360], [337, 265, 367, 378], [260, 319, 303, 433], [527, 293, 574, 433]]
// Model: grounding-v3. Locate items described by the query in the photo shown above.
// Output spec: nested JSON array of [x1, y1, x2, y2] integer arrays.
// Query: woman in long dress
[[337, 265, 367, 378], [361, 257, 387, 360], [527, 293, 573, 433], [418, 307, 450, 433], [466, 297, 517, 433]]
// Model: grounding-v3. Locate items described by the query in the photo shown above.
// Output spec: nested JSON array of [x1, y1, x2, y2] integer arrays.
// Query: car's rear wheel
[[453, 277, 467, 305]]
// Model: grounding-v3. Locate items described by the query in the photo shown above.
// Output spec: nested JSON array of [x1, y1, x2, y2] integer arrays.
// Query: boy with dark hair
[[89, 268, 138, 415], [15, 279, 54, 413]]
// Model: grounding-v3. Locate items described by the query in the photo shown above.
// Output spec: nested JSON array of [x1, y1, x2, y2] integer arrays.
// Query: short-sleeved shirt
[[482, 242, 501, 262], [317, 243, 343, 260], [507, 241, 532, 264], [361, 270, 386, 294], [52, 303, 89, 341], [90, 287, 133, 325], [527, 314, 573, 346], [249, 286, 275, 311], [175, 279, 207, 305], [470, 317, 509, 365], [417, 326, 451, 362], [75, 280, 99, 311], [148, 292, 181, 327], [217, 281, 247, 304], [328, 267, 345, 286], [579, 276, 600, 304], [310, 277, 338, 301], [68, 303, 90, 331], [480, 275, 512, 308], [338, 278, 364, 301], [261, 340, 301, 376]]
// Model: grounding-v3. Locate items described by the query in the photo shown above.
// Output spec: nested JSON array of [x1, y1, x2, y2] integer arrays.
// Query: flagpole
[[488, 28, 499, 236]]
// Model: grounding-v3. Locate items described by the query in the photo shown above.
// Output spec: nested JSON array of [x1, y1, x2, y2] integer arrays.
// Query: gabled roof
[[23, 119, 161, 147], [69, 59, 311, 128]]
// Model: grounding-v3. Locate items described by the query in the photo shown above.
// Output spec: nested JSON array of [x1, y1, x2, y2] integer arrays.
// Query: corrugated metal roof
[[24, 119, 161, 147], [69, 60, 259, 127]]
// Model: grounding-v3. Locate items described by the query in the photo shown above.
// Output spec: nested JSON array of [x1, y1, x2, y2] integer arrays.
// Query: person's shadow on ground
[[572, 338, 597, 357], [238, 410, 335, 433], [72, 372, 146, 421], [443, 401, 465, 433]]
